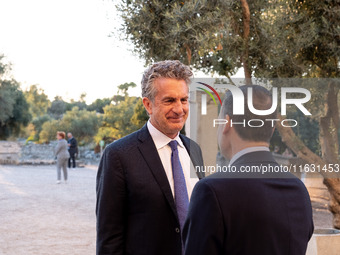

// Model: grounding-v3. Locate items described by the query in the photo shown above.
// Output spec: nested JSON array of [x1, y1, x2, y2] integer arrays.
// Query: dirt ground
[[0, 164, 333, 255], [0, 165, 97, 255]]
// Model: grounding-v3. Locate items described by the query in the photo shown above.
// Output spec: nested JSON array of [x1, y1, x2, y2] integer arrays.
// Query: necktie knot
[[169, 140, 178, 152]]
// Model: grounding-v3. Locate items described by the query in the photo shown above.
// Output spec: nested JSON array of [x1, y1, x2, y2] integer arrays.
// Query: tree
[[260, 1, 340, 228], [48, 96, 67, 119], [119, 1, 340, 228], [39, 119, 60, 143], [67, 93, 87, 111], [40, 107, 101, 144], [0, 55, 31, 139], [118, 0, 269, 82], [96, 82, 140, 143], [24, 85, 50, 118], [30, 114, 52, 141], [60, 107, 101, 144], [113, 82, 137, 104], [24, 85, 51, 141], [87, 97, 112, 113], [131, 98, 149, 128], [101, 96, 139, 140], [0, 54, 15, 124]]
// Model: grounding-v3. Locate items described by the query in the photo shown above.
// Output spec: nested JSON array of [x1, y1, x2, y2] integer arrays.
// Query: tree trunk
[[319, 82, 340, 229], [276, 82, 340, 229], [240, 0, 252, 85], [184, 44, 192, 65], [276, 115, 326, 168]]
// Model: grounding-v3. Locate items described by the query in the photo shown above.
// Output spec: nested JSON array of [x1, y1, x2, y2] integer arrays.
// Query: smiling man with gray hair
[[96, 60, 204, 255]]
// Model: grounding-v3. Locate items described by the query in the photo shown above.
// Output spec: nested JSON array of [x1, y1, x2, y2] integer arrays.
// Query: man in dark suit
[[96, 60, 204, 255], [67, 132, 78, 168], [183, 85, 314, 255]]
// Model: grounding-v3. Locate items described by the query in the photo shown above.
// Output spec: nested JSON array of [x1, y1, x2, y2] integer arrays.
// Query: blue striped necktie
[[168, 140, 189, 232]]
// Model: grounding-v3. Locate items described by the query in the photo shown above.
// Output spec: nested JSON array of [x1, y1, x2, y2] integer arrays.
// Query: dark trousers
[[68, 152, 76, 168]]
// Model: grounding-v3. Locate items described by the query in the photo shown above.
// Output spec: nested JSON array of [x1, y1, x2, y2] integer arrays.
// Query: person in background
[[282, 147, 293, 158], [55, 131, 70, 184], [67, 132, 78, 168]]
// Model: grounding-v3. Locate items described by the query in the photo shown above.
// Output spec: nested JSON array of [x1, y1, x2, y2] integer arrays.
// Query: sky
[[0, 0, 147, 103], [0, 0, 244, 104]]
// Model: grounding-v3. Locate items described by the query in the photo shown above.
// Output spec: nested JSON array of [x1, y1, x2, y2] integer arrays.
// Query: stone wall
[[0, 141, 21, 164], [0, 141, 101, 165], [20, 142, 56, 164]]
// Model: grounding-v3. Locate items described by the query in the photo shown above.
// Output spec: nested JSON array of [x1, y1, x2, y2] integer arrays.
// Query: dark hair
[[57, 131, 65, 139], [141, 60, 192, 101], [220, 85, 277, 143]]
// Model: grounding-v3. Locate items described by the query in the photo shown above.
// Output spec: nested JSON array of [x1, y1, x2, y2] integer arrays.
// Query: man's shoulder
[[179, 134, 201, 149]]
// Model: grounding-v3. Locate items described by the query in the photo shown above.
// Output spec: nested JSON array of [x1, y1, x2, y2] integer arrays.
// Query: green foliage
[[0, 55, 145, 145], [24, 85, 51, 118], [31, 114, 52, 141], [101, 96, 140, 140], [87, 98, 112, 113], [118, 82, 137, 96], [0, 55, 31, 139], [113, 82, 137, 104], [39, 119, 60, 143], [95, 82, 141, 143], [131, 98, 149, 129], [0, 80, 15, 124], [61, 107, 102, 144], [48, 97, 67, 119], [118, 0, 270, 77], [40, 107, 101, 144], [0, 55, 16, 124], [259, 0, 340, 78], [118, 0, 339, 145], [67, 93, 87, 111]]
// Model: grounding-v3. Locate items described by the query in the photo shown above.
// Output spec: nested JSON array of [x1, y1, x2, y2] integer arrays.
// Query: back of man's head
[[220, 85, 277, 143]]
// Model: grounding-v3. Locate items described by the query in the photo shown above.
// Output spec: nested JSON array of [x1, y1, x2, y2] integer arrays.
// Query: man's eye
[[181, 98, 188, 103]]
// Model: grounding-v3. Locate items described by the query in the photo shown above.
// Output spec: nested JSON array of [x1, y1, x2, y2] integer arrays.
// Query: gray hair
[[141, 60, 193, 101]]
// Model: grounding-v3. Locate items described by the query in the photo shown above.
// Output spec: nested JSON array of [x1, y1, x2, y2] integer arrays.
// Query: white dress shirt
[[147, 121, 199, 200], [229, 146, 270, 165]]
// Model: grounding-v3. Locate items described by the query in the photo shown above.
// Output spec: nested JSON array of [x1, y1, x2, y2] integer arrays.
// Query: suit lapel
[[137, 125, 178, 218], [180, 134, 205, 179]]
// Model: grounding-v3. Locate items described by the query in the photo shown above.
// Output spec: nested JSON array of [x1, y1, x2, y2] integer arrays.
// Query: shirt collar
[[229, 146, 269, 165], [147, 120, 184, 150]]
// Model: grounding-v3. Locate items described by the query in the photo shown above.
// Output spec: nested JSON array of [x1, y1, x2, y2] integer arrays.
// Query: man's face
[[143, 78, 189, 138], [67, 133, 71, 138]]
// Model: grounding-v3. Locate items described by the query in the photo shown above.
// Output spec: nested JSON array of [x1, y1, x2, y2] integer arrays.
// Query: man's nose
[[172, 100, 184, 115]]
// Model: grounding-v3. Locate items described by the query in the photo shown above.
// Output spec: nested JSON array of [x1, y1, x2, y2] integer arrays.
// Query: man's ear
[[142, 97, 152, 115], [222, 115, 231, 135]]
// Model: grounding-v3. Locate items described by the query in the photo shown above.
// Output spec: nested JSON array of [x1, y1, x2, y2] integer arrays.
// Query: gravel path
[[0, 165, 97, 255], [0, 164, 334, 255]]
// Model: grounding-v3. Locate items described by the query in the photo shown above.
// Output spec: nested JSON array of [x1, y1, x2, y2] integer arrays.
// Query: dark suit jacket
[[96, 124, 204, 255], [183, 151, 314, 255], [67, 137, 78, 155]]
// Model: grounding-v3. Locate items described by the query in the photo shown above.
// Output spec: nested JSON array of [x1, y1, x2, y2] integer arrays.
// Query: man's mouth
[[167, 116, 184, 122]]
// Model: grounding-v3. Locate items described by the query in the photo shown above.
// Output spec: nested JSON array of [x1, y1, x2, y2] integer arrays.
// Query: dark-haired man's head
[[218, 85, 277, 159]]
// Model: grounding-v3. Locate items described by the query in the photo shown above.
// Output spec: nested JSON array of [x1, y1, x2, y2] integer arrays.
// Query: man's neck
[[231, 142, 269, 158], [228, 143, 270, 166]]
